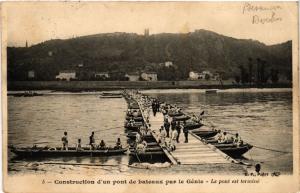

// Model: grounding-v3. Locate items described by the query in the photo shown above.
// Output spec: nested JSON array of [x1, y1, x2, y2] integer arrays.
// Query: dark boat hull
[[209, 143, 253, 157], [168, 112, 183, 117], [9, 93, 44, 97], [193, 130, 218, 138], [129, 151, 169, 163], [219, 145, 252, 157], [205, 89, 218, 94], [173, 116, 190, 121], [11, 147, 127, 158]]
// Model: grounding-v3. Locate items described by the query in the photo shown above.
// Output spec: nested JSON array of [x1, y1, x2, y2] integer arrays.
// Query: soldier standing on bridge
[[164, 119, 171, 138], [176, 122, 181, 143], [152, 100, 157, 116], [183, 122, 189, 143]]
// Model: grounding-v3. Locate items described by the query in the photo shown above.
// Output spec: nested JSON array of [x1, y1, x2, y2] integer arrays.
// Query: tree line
[[235, 58, 280, 85]]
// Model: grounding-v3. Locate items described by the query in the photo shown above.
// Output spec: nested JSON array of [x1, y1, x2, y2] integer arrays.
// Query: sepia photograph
[[1, 1, 299, 193]]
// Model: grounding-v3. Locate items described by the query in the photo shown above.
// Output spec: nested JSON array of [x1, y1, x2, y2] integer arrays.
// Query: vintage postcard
[[1, 1, 299, 193]]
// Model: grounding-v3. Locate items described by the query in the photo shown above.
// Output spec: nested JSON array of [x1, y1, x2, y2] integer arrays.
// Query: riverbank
[[7, 81, 291, 91]]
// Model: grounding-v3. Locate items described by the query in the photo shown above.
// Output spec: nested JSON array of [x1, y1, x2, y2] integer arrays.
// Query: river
[[7, 88, 293, 175]]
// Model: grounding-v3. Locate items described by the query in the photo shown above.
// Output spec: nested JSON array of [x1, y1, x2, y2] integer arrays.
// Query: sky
[[2, 2, 298, 47]]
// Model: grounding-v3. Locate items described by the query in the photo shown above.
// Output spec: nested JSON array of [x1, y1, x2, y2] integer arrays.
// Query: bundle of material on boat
[[125, 116, 144, 122], [126, 111, 142, 117], [10, 146, 128, 158], [124, 122, 144, 130]]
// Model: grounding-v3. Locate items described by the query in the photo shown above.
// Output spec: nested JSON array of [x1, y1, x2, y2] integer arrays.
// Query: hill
[[7, 29, 292, 81]]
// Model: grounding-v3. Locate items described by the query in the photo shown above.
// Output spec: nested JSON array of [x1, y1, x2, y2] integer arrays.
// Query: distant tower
[[25, 40, 28, 48], [144, 28, 149, 36]]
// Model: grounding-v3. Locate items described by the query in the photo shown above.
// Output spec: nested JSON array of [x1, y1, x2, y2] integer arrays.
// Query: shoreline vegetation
[[7, 81, 291, 91]]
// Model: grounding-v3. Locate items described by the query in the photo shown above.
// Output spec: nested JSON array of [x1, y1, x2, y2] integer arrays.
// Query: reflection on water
[[8, 89, 293, 174]]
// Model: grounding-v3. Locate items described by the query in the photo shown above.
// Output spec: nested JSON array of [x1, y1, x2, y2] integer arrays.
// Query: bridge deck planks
[[147, 112, 231, 165]]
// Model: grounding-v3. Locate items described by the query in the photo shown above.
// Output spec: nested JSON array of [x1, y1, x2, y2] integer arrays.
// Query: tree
[[256, 58, 261, 84], [235, 76, 241, 84], [260, 60, 267, 83], [270, 69, 279, 83], [205, 74, 210, 80], [248, 57, 253, 84], [239, 65, 249, 84]]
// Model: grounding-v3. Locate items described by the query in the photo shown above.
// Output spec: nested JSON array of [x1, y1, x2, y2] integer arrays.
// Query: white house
[[56, 71, 76, 81], [28, 70, 35, 79], [189, 70, 216, 80], [141, 72, 157, 81], [125, 73, 140, 81], [95, 72, 109, 79], [165, 61, 173, 67], [189, 71, 201, 80]]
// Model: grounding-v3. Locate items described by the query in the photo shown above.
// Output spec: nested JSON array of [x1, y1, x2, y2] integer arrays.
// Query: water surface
[[7, 89, 293, 175]]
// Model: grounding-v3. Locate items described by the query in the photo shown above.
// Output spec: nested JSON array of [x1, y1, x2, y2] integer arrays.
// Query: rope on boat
[[252, 145, 292, 154]]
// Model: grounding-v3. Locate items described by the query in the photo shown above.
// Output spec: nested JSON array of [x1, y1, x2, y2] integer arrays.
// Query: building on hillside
[[125, 72, 140, 81], [189, 70, 216, 80], [95, 72, 109, 80], [28, 70, 35, 79], [189, 71, 201, 80], [141, 72, 157, 81], [56, 71, 76, 81], [165, 61, 173, 67]]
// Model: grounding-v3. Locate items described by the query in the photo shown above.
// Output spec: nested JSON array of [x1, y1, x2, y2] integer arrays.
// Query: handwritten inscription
[[252, 12, 282, 24], [243, 3, 282, 14], [242, 2, 283, 24]]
